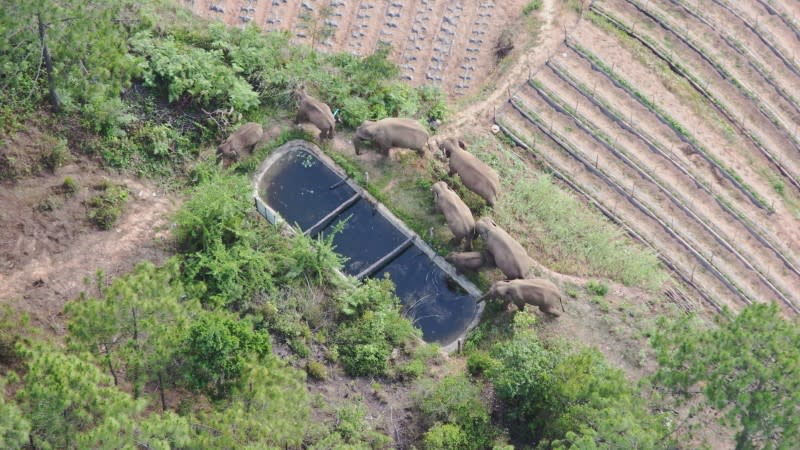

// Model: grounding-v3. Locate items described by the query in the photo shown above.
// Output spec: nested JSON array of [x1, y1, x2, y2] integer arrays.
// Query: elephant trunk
[[476, 291, 492, 304]]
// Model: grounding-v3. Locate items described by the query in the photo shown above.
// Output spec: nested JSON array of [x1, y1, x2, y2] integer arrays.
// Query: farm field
[[182, 0, 529, 96], [497, 0, 800, 316]]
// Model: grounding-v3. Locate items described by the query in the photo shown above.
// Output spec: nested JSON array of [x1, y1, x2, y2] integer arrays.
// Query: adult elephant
[[295, 90, 335, 140], [432, 181, 475, 249], [217, 122, 263, 165], [353, 118, 429, 156], [477, 278, 564, 316], [445, 251, 494, 273], [439, 138, 500, 206], [475, 217, 530, 280]]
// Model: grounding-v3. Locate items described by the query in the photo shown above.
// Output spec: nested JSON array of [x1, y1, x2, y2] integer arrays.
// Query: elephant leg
[[465, 236, 473, 251], [376, 136, 392, 155]]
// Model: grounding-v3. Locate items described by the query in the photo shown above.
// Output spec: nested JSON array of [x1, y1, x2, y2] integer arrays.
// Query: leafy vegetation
[[485, 312, 671, 447], [335, 278, 420, 377], [651, 303, 800, 448], [5, 1, 798, 449], [523, 0, 544, 15], [86, 181, 129, 230], [415, 374, 498, 449]]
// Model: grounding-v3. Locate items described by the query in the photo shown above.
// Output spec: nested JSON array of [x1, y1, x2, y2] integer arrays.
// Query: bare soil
[[604, 0, 800, 186], [0, 125, 178, 334]]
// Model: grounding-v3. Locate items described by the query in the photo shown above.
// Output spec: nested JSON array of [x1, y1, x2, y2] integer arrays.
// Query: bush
[[306, 360, 328, 381], [40, 138, 68, 172], [130, 32, 259, 112], [398, 359, 424, 380], [585, 280, 609, 297], [336, 278, 419, 377], [86, 182, 128, 230], [423, 423, 467, 450], [487, 312, 669, 446], [466, 351, 495, 377], [61, 176, 79, 197], [181, 311, 271, 398], [415, 375, 495, 450], [523, 0, 543, 15]]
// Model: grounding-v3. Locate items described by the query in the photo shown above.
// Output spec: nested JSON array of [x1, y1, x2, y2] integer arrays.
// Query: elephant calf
[[440, 138, 500, 206], [475, 217, 530, 280], [353, 118, 429, 156], [295, 90, 335, 140], [217, 122, 263, 164], [433, 181, 475, 249], [477, 278, 563, 316], [445, 251, 494, 273]]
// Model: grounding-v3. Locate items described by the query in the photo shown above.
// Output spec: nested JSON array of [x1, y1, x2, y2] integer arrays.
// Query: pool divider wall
[[252, 140, 484, 353]]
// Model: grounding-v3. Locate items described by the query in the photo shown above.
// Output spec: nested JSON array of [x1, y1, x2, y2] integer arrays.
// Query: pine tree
[[652, 303, 800, 449], [66, 259, 200, 408]]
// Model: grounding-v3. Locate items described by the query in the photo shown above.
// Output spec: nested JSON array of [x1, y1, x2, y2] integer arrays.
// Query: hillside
[[1, 0, 798, 448]]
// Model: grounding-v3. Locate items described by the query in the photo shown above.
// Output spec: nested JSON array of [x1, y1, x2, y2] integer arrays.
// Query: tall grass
[[470, 135, 667, 290]]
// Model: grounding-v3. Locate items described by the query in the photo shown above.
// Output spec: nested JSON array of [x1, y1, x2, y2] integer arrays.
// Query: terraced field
[[497, 0, 800, 315], [180, 0, 527, 95]]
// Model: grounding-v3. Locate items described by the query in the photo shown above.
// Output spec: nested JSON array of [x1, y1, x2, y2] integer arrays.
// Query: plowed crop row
[[497, 2, 799, 314], [180, 0, 527, 96], [599, 0, 800, 192]]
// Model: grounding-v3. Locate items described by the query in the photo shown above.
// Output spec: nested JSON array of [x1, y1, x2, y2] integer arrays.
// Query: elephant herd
[[217, 90, 564, 317], [431, 140, 563, 317]]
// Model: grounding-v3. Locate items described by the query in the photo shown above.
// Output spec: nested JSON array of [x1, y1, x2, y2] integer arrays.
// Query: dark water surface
[[376, 247, 477, 344], [263, 150, 355, 231], [260, 146, 477, 344]]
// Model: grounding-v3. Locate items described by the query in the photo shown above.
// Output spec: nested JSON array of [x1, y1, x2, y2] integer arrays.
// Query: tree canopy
[[651, 303, 800, 449]]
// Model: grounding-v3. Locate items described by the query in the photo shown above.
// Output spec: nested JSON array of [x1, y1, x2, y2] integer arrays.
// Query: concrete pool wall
[[252, 140, 483, 352]]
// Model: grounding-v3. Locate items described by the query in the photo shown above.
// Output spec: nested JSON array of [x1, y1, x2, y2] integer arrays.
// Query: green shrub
[[0, 305, 28, 365], [306, 360, 328, 381], [336, 278, 419, 377], [424, 423, 467, 450], [86, 182, 128, 230], [466, 351, 495, 377], [487, 312, 669, 446], [40, 138, 68, 172], [61, 176, 79, 197], [130, 32, 259, 112], [398, 359, 424, 380], [181, 311, 271, 398], [415, 375, 495, 450], [38, 195, 63, 212], [523, 0, 543, 15], [585, 280, 609, 297]]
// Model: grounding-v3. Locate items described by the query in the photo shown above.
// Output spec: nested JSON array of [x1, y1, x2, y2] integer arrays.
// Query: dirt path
[[443, 0, 566, 132]]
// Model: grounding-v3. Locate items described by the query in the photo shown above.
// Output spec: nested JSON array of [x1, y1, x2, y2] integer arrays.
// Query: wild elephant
[[477, 278, 563, 316], [295, 90, 335, 139], [440, 138, 500, 206], [433, 181, 475, 249], [475, 217, 530, 280], [445, 251, 494, 273], [353, 118, 429, 156], [217, 122, 263, 165]]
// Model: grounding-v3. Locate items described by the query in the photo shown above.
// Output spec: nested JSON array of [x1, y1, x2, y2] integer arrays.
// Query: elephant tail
[[559, 296, 565, 312]]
